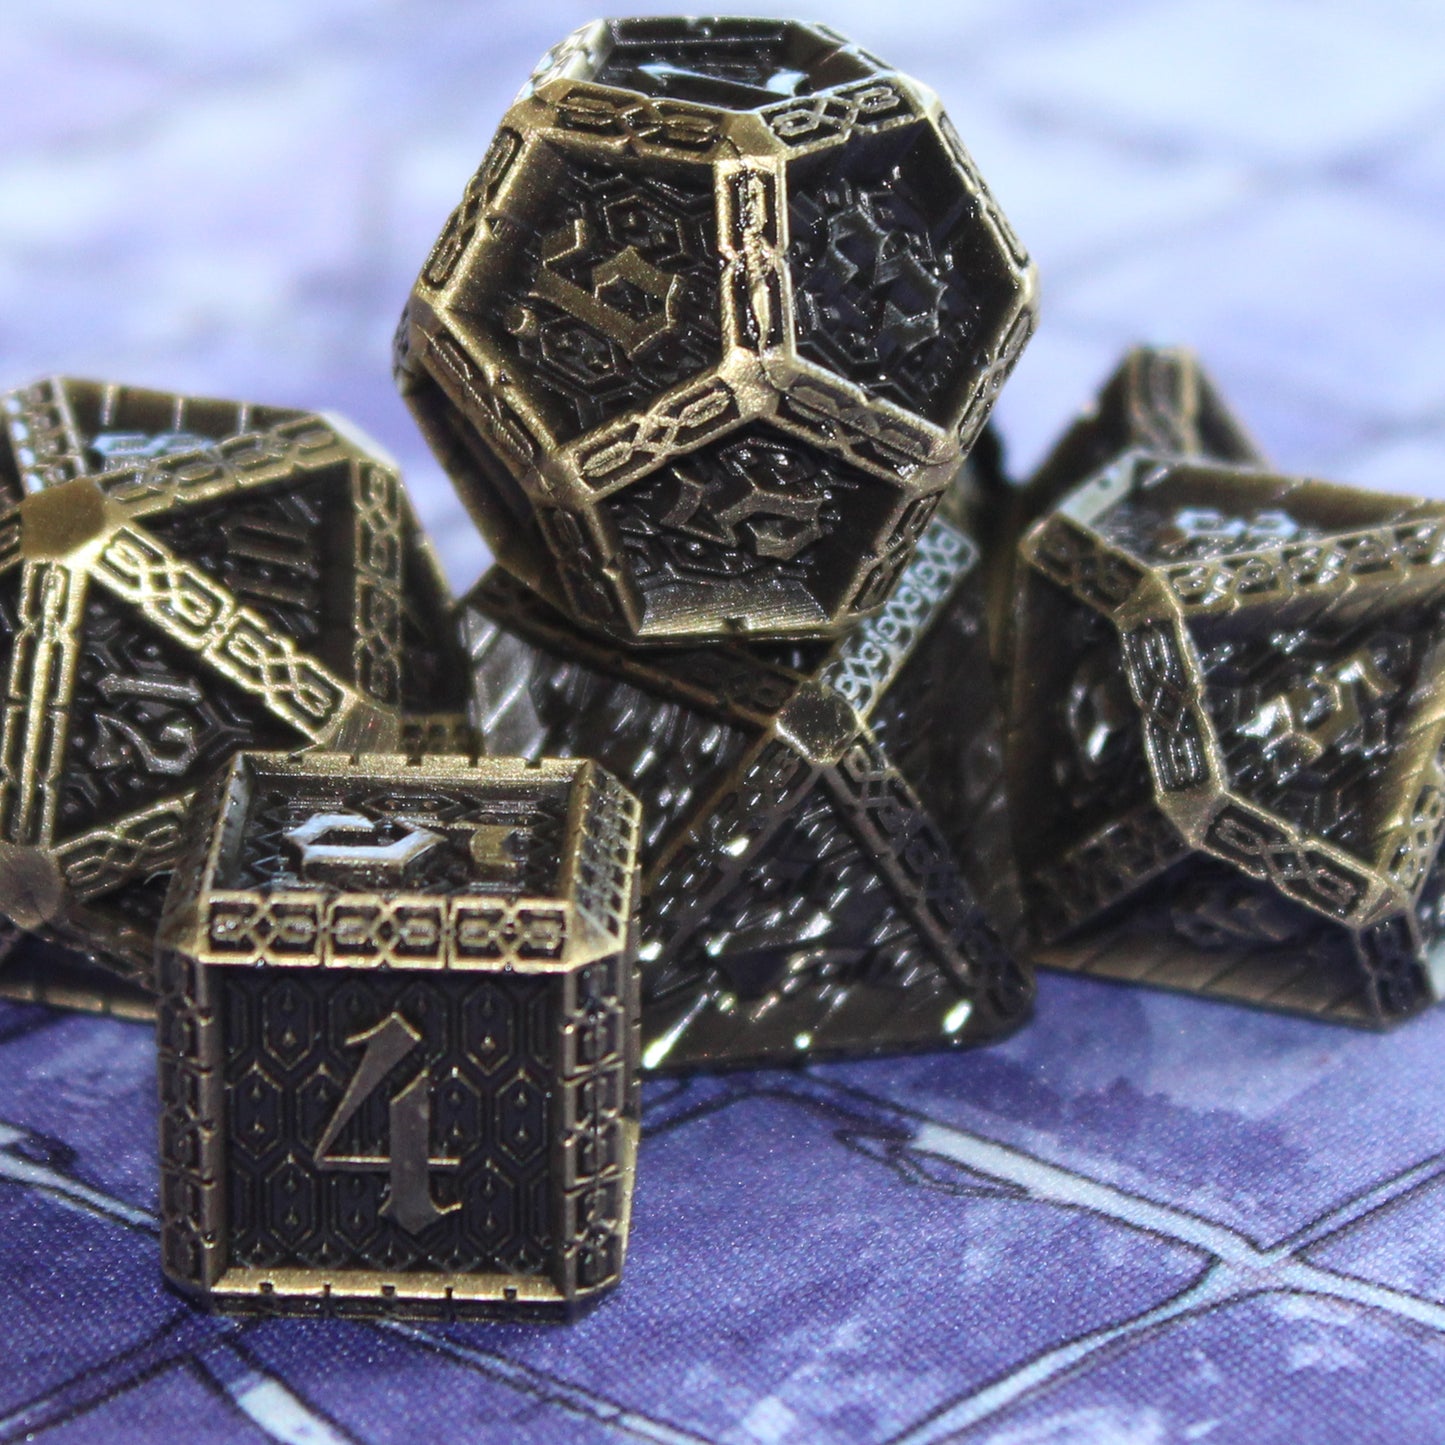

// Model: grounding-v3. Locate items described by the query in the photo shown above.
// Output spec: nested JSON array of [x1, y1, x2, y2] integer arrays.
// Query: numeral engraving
[[314, 1012, 460, 1236]]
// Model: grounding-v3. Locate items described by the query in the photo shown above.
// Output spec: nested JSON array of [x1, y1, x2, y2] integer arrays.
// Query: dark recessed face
[[219, 773, 573, 898], [402, 20, 1036, 645], [787, 121, 1023, 428], [586, 18, 881, 111]]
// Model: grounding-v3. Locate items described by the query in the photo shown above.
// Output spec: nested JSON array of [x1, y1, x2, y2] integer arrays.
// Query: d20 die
[[0, 376, 466, 981], [156, 751, 642, 1319], [464, 514, 1030, 1069], [397, 16, 1036, 644], [1010, 447, 1445, 1026]]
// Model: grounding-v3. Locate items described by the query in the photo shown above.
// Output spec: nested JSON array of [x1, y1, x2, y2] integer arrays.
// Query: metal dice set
[[2, 16, 1440, 1320]]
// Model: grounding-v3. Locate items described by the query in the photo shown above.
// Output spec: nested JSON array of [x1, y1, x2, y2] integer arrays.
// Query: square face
[[221, 967, 558, 1279], [158, 752, 643, 1315], [215, 770, 574, 898]]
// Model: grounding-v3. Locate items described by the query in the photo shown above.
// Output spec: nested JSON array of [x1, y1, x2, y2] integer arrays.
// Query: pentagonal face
[[459, 142, 723, 446], [58, 588, 298, 838], [599, 419, 906, 635], [583, 17, 881, 111], [786, 121, 1022, 427], [220, 967, 558, 1278], [1191, 608, 1438, 863]]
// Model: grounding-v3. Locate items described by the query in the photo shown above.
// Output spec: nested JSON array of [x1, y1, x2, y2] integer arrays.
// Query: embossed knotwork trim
[[90, 526, 354, 740], [0, 562, 86, 846]]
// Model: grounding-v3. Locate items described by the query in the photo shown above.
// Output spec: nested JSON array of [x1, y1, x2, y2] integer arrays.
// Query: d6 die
[[1010, 441, 1445, 1027], [157, 751, 642, 1319], [0, 377, 465, 980], [397, 16, 1036, 644], [465, 513, 1030, 1069]]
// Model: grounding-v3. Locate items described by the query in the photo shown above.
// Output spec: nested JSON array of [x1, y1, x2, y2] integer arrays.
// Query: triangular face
[[58, 378, 302, 478], [58, 588, 300, 839], [1189, 602, 1443, 865], [642, 782, 990, 1068], [399, 522, 468, 715], [147, 472, 359, 684], [467, 596, 756, 869], [1008, 571, 1155, 886], [1036, 853, 1375, 1024]]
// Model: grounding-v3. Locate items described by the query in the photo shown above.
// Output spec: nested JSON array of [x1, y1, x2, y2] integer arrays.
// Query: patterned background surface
[[4, 1, 1445, 1440]]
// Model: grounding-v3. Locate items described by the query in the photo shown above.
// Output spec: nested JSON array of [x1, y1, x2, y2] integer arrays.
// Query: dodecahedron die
[[465, 512, 1030, 1069], [1009, 445, 1445, 1026], [397, 16, 1036, 644], [157, 751, 641, 1319], [0, 376, 466, 980]]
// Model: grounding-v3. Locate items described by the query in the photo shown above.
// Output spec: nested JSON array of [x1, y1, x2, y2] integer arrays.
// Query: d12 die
[[1010, 445, 1445, 1026], [0, 376, 466, 981], [157, 751, 641, 1319], [397, 16, 1036, 644], [465, 514, 1030, 1069]]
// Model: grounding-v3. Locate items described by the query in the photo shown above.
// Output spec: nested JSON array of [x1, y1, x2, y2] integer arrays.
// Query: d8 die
[[398, 16, 1036, 644], [465, 513, 1030, 1069], [157, 751, 642, 1319], [1010, 441, 1445, 1027], [0, 376, 465, 980]]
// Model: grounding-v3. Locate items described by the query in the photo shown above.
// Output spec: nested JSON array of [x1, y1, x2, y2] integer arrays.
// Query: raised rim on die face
[[553, 16, 885, 112], [402, 23, 1036, 645], [1013, 449, 1445, 1025], [159, 750, 641, 975]]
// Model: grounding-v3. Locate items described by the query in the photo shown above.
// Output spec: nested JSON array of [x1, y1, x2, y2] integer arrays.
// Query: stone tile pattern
[[3, 2, 1445, 1441]]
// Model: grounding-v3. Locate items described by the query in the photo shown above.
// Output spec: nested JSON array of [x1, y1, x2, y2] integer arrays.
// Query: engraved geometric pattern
[[787, 123, 1023, 426], [0, 376, 461, 979], [14, 5, 1445, 1435], [484, 151, 723, 445], [59, 588, 293, 837], [464, 514, 1029, 1069], [399, 17, 1037, 642], [1015, 446, 1445, 1027], [221, 968, 556, 1279], [156, 752, 642, 1318], [224, 779, 568, 898], [600, 419, 903, 635]]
